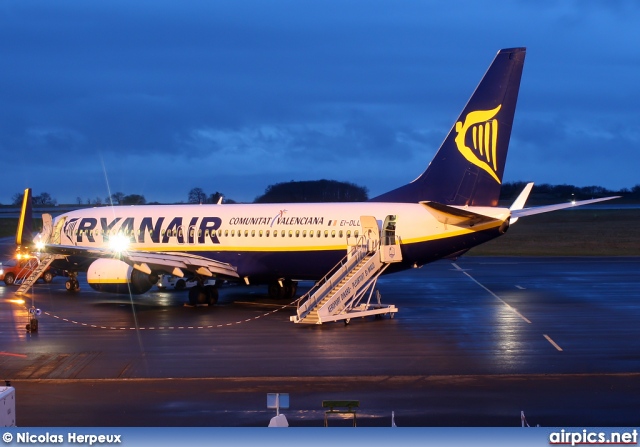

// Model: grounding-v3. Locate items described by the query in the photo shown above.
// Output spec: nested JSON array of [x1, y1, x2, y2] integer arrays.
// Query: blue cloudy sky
[[1, 0, 638, 204]]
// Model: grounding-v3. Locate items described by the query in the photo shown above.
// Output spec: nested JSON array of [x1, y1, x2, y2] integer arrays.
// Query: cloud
[[0, 0, 639, 205]]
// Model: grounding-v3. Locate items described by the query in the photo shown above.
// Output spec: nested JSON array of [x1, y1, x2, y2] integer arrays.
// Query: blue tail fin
[[372, 47, 526, 206]]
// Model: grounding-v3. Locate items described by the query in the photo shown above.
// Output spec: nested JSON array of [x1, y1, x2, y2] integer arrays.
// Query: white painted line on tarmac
[[451, 263, 532, 324], [515, 285, 526, 290], [543, 334, 563, 351]]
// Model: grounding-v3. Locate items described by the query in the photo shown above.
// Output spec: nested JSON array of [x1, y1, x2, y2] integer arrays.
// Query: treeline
[[186, 188, 236, 205], [5, 180, 639, 206], [9, 191, 57, 206], [254, 179, 368, 203], [500, 182, 640, 202]]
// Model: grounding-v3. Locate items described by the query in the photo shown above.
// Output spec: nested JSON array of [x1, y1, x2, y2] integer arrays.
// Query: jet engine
[[87, 258, 158, 294]]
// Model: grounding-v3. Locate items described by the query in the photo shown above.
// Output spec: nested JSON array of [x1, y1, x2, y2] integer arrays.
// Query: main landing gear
[[268, 279, 298, 300], [186, 277, 219, 307], [65, 271, 80, 292]]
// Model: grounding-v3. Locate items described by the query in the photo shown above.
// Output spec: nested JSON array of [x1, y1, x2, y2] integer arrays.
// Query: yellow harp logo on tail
[[454, 105, 502, 183]]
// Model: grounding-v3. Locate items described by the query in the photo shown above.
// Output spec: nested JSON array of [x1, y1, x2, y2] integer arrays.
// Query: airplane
[[14, 47, 618, 321]]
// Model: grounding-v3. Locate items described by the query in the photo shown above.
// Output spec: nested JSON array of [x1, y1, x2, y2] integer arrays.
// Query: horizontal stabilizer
[[510, 196, 620, 219], [421, 201, 502, 226]]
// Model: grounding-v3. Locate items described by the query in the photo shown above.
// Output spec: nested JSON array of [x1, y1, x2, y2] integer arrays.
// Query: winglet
[[509, 182, 534, 224], [16, 188, 33, 247]]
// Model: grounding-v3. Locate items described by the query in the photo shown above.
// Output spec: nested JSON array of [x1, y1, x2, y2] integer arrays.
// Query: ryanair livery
[[15, 48, 618, 306]]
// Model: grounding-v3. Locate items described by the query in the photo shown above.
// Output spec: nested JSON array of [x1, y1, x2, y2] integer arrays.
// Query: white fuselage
[[53, 202, 510, 281]]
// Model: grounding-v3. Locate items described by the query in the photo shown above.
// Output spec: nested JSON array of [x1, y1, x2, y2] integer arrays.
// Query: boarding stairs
[[291, 216, 402, 325], [15, 213, 61, 296], [15, 254, 56, 296]]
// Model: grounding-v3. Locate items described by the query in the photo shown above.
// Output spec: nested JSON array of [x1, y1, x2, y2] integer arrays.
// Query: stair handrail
[[13, 257, 39, 285], [295, 236, 373, 318]]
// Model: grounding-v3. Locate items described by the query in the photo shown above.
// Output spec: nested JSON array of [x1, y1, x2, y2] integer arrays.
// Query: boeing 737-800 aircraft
[[14, 48, 617, 322]]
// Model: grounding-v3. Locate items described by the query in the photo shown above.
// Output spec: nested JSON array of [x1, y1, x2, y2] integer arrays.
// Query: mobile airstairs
[[15, 213, 64, 296], [290, 215, 401, 325], [15, 254, 57, 296]]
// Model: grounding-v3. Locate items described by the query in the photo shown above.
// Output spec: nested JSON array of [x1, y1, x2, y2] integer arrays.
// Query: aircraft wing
[[43, 244, 239, 279], [510, 196, 620, 219], [511, 196, 621, 218]]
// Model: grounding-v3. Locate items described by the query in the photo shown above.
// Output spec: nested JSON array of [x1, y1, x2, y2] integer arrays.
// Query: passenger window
[[324, 230, 328, 238], [354, 230, 359, 238], [281, 230, 286, 237], [288, 230, 293, 238], [244, 230, 249, 237], [317, 230, 321, 238], [295, 230, 300, 237], [205, 230, 209, 238], [251, 230, 255, 237], [273, 230, 277, 237], [331, 230, 336, 238], [346, 230, 351, 238], [309, 230, 314, 238], [259, 230, 263, 237], [339, 230, 343, 238], [225, 230, 228, 237], [266, 230, 270, 237], [303, 230, 307, 238]]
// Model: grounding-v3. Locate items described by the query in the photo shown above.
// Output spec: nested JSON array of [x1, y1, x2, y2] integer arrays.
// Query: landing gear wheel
[[204, 285, 219, 305], [188, 286, 202, 306], [283, 280, 298, 300], [188, 285, 214, 307], [344, 318, 351, 326], [65, 279, 80, 292], [268, 282, 284, 300], [42, 271, 53, 283], [4, 273, 15, 286]]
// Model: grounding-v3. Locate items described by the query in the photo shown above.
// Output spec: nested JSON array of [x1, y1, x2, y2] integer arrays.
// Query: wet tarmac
[[1, 256, 640, 426]]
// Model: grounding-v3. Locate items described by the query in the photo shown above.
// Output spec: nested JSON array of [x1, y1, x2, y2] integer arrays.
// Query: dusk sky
[[1, 0, 638, 205]]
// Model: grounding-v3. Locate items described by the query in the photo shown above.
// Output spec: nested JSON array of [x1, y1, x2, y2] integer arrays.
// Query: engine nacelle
[[87, 258, 157, 295]]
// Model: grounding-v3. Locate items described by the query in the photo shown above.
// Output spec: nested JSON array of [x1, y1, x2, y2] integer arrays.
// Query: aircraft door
[[360, 215, 380, 251], [382, 215, 397, 246]]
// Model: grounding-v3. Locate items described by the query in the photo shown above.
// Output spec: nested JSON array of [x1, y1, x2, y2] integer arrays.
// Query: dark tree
[[33, 192, 56, 205], [188, 187, 207, 204], [122, 194, 146, 205], [11, 192, 24, 206], [108, 192, 125, 205], [208, 191, 227, 204], [254, 180, 369, 203], [13, 191, 56, 206]]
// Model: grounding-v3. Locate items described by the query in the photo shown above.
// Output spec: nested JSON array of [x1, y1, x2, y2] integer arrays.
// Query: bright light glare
[[35, 241, 45, 251], [109, 233, 130, 253]]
